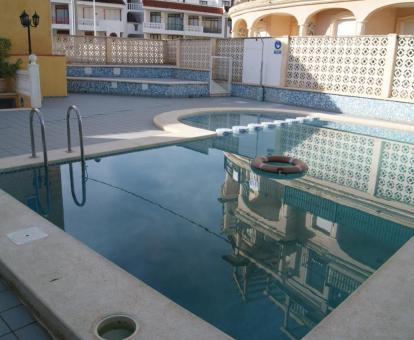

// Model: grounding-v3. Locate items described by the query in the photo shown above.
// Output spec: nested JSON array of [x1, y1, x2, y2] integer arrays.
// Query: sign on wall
[[242, 37, 288, 87]]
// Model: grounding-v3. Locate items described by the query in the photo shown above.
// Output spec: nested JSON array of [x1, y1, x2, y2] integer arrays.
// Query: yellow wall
[[1, 0, 67, 98], [1, 0, 52, 55]]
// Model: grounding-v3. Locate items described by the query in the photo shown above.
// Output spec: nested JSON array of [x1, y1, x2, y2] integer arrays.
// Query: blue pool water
[[1, 122, 414, 339]]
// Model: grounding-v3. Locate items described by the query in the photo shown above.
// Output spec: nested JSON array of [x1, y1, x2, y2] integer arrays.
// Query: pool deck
[[0, 94, 316, 159], [1, 94, 414, 339]]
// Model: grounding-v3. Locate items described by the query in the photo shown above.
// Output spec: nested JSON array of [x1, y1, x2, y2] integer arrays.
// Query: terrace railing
[[53, 34, 414, 102]]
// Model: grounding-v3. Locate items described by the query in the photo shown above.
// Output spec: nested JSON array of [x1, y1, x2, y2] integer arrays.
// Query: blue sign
[[273, 40, 282, 55], [274, 40, 282, 50]]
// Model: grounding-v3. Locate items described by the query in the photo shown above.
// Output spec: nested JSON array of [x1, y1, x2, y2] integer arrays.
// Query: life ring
[[250, 155, 308, 175]]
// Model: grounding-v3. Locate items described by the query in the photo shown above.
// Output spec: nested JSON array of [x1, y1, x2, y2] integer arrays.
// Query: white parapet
[[16, 54, 42, 108]]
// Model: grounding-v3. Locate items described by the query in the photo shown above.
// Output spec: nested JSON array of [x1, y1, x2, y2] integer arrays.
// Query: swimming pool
[[1, 122, 413, 339]]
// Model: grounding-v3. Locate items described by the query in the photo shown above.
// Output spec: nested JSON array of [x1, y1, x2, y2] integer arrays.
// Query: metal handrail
[[66, 105, 86, 206], [66, 105, 85, 160], [29, 108, 48, 171]]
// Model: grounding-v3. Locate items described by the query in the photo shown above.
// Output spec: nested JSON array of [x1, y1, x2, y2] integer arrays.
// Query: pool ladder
[[66, 105, 87, 206], [29, 105, 87, 208]]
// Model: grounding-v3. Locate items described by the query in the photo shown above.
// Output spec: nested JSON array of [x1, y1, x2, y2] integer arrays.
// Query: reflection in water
[[221, 152, 414, 339], [0, 167, 64, 228], [1, 121, 414, 339]]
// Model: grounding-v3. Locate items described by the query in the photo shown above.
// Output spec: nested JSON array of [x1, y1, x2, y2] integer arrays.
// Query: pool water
[[1, 123, 414, 340]]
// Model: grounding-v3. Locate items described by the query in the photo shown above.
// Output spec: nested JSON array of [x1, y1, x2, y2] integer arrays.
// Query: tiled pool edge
[[231, 83, 414, 125]]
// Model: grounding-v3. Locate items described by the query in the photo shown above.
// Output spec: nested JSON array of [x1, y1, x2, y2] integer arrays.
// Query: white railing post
[[382, 33, 398, 99], [28, 54, 42, 109]]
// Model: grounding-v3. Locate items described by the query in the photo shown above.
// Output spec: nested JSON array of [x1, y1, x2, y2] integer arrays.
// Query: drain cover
[[7, 227, 48, 245]]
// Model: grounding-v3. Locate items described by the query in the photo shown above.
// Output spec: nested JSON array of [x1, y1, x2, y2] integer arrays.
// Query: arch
[[233, 19, 248, 37], [361, 2, 414, 35], [109, 32, 118, 37], [303, 8, 356, 36], [250, 13, 299, 37]]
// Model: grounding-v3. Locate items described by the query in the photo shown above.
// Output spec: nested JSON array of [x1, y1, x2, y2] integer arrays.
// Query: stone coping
[[67, 76, 208, 85]]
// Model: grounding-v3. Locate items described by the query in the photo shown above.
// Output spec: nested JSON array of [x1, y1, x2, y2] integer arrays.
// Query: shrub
[[0, 37, 22, 78]]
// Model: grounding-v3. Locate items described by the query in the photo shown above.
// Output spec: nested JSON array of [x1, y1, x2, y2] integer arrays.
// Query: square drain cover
[[7, 227, 48, 245]]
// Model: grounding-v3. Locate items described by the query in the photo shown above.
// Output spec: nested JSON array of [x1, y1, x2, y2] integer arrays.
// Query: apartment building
[[143, 0, 231, 39], [51, 0, 231, 38]]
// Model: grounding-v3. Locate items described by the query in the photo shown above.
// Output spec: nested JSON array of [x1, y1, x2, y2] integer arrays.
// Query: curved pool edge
[[153, 107, 312, 136], [154, 107, 414, 136]]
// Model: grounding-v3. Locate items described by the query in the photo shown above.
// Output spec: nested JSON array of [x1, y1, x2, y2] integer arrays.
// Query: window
[[83, 7, 93, 19], [149, 34, 161, 39], [55, 5, 69, 24], [223, 1, 230, 7], [167, 35, 183, 39], [105, 9, 121, 21], [167, 14, 183, 31], [200, 0, 208, 5], [150, 12, 161, 23], [188, 16, 199, 26], [203, 17, 221, 33], [56, 29, 70, 35]]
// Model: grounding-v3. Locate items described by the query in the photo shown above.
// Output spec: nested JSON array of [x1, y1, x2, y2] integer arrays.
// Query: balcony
[[203, 27, 222, 34], [143, 22, 165, 33], [78, 18, 97, 29], [184, 25, 203, 33], [166, 23, 184, 31], [127, 3, 143, 11]]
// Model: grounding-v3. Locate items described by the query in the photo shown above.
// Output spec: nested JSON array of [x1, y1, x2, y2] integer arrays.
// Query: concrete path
[[0, 94, 314, 159]]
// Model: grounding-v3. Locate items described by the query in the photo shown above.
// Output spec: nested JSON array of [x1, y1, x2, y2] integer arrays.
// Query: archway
[[109, 32, 117, 37], [363, 2, 414, 35], [233, 19, 248, 37], [304, 8, 356, 36], [250, 14, 298, 37]]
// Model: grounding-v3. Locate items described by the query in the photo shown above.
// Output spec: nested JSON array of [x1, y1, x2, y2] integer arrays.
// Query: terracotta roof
[[82, 0, 125, 5], [143, 0, 224, 14]]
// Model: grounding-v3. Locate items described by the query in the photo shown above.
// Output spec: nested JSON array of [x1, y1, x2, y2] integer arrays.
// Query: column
[[298, 24, 306, 36], [356, 21, 366, 35]]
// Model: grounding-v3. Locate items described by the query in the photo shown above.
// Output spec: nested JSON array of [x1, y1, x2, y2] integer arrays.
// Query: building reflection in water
[[220, 152, 414, 339]]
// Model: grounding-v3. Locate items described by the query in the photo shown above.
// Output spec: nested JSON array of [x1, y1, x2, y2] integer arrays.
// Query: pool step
[[67, 76, 210, 98]]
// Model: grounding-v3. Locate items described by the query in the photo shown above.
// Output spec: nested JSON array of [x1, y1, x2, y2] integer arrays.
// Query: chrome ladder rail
[[30, 108, 48, 172], [29, 108, 51, 216], [66, 105, 86, 206]]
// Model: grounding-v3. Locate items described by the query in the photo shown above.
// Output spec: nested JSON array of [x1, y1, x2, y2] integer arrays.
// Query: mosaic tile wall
[[280, 124, 375, 192], [376, 141, 414, 205], [68, 79, 209, 97], [67, 66, 209, 82]]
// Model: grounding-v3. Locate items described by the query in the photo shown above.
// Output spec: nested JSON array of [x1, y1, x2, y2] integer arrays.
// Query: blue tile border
[[68, 79, 209, 98], [231, 83, 414, 124], [67, 66, 210, 82]]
